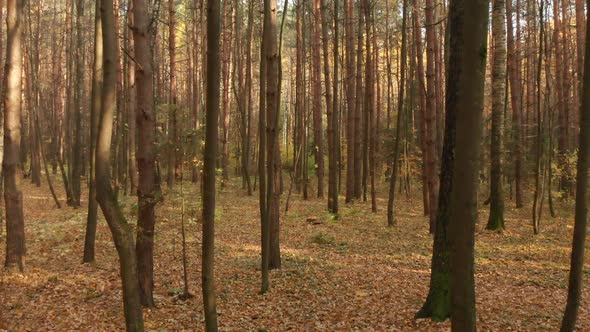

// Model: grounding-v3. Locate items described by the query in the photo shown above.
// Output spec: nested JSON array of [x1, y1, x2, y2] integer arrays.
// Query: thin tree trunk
[[167, 0, 177, 188], [84, 0, 103, 263], [388, 0, 407, 227], [312, 0, 324, 198], [425, 0, 439, 231], [202, 0, 220, 329], [128, 5, 137, 194], [412, 0, 429, 217], [97, 0, 144, 329], [344, 0, 356, 203], [506, 0, 524, 208]]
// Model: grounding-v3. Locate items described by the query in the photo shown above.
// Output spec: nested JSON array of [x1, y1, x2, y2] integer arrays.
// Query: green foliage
[[551, 149, 577, 199], [309, 232, 337, 246]]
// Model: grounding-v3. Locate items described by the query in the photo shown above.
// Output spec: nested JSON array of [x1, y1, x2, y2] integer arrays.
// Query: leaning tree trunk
[[560, 1, 590, 329], [96, 0, 144, 329], [3, 0, 25, 272]]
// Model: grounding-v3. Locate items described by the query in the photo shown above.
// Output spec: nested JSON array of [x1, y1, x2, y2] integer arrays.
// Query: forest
[[0, 0, 589, 330]]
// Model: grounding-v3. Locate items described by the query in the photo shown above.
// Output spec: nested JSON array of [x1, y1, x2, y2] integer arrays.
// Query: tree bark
[[97, 0, 144, 329], [83, 0, 103, 263], [344, 0, 356, 203], [560, 1, 590, 330], [388, 0, 407, 227], [312, 0, 324, 198], [506, 0, 524, 208], [447, 0, 490, 330], [487, 0, 507, 231], [133, 0, 158, 309], [425, 0, 439, 231], [3, 0, 25, 272], [202, 0, 220, 330]]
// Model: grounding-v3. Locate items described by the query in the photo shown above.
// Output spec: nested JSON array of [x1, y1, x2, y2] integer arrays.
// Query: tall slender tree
[[487, 0, 507, 231], [3, 0, 26, 272], [133, 0, 158, 308], [560, 2, 590, 330], [83, 0, 103, 263], [96, 0, 144, 328], [312, 0, 324, 198], [447, 0, 490, 329], [202, 0, 220, 329]]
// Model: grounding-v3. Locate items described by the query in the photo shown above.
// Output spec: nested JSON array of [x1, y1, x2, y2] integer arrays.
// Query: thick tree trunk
[[447, 0, 490, 330], [3, 0, 25, 272], [560, 2, 590, 329], [487, 0, 507, 231], [133, 0, 158, 309]]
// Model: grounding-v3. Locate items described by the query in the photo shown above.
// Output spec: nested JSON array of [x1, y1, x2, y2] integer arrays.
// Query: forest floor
[[0, 176, 589, 331]]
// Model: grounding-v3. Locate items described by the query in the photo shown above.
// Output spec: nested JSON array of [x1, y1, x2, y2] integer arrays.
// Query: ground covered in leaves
[[1, 177, 589, 331]]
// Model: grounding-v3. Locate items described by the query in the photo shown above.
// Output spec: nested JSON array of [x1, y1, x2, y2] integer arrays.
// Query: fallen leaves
[[0, 179, 588, 331]]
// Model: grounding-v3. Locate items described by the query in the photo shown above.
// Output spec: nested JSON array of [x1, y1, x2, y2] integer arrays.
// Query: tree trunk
[[344, 0, 356, 203], [330, 0, 339, 215], [97, 0, 144, 329], [83, 0, 103, 263], [133, 0, 158, 309], [202, 1, 221, 329], [294, 0, 304, 194], [321, 0, 336, 213], [388, 0, 407, 227], [312, 0, 324, 198], [447, 0, 490, 330], [506, 0, 524, 208], [425, 0, 439, 231], [3, 0, 25, 272], [487, 0, 507, 231], [560, 2, 590, 329], [127, 5, 137, 194], [353, 0, 363, 200], [167, 0, 177, 188], [412, 0, 429, 217], [71, 0, 83, 206]]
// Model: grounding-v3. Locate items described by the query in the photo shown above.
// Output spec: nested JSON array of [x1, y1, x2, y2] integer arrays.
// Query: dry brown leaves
[[0, 178, 588, 331]]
